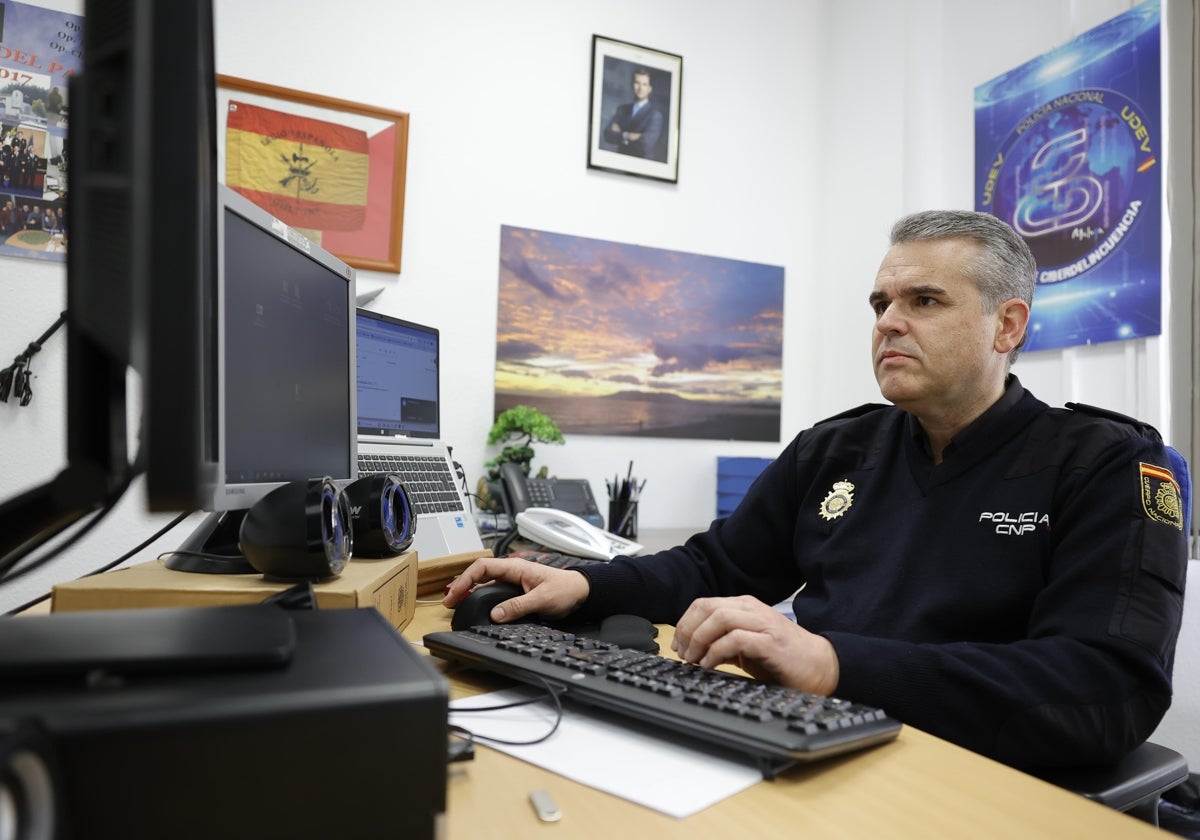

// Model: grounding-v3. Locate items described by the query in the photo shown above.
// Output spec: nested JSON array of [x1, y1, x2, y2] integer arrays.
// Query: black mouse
[[451, 581, 526, 631]]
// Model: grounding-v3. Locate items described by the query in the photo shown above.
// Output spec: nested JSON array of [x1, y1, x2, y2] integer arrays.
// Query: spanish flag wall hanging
[[225, 99, 369, 233]]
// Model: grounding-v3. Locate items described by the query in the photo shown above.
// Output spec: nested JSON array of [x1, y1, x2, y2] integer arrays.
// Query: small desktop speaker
[[344, 472, 416, 557], [0, 718, 63, 838], [238, 477, 352, 580]]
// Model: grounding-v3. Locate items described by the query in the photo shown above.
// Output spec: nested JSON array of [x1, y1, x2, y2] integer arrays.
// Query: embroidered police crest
[[819, 480, 855, 521], [1139, 462, 1183, 530]]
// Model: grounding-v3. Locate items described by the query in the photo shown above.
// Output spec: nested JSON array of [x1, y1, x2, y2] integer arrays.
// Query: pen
[[614, 503, 635, 537]]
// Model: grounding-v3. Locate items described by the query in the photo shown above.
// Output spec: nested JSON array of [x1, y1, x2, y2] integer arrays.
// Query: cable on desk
[[3, 510, 193, 615], [446, 672, 566, 748]]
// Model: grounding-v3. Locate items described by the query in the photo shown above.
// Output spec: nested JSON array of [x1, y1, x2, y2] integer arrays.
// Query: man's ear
[[994, 298, 1030, 354]]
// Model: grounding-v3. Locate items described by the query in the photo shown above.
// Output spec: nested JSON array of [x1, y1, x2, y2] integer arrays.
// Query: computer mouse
[[450, 581, 527, 631]]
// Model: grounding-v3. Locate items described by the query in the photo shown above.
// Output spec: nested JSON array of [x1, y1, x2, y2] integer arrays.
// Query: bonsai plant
[[476, 405, 564, 512]]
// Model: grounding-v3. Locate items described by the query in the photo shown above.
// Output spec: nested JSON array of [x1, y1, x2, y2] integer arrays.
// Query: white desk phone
[[514, 507, 643, 561]]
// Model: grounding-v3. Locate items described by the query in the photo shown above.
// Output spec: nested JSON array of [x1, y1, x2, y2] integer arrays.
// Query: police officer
[[445, 210, 1186, 771]]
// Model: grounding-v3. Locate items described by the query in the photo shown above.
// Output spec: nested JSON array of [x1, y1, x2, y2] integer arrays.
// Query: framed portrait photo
[[216, 75, 409, 273], [588, 35, 682, 183]]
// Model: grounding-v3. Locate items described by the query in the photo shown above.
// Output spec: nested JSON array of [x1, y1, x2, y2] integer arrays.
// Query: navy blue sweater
[[576, 380, 1187, 770]]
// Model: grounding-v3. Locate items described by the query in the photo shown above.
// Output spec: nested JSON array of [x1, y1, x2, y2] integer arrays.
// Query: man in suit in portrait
[[604, 66, 665, 160]]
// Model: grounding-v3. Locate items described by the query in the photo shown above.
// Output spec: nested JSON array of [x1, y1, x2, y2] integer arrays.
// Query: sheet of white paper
[[450, 686, 763, 818]]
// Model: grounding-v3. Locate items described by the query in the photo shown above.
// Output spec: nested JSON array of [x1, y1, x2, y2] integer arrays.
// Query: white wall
[[1, 0, 1195, 770]]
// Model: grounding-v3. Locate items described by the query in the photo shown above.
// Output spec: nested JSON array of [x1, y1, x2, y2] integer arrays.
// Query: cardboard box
[[51, 552, 417, 632]]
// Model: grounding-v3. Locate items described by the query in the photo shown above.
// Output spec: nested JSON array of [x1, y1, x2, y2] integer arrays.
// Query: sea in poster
[[494, 226, 784, 442], [973, 0, 1161, 352]]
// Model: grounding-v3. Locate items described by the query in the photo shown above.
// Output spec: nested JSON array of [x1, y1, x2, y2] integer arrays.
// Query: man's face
[[869, 238, 1009, 419], [632, 73, 652, 102]]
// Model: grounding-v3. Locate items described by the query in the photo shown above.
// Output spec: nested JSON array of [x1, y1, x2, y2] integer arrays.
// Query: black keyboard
[[357, 453, 465, 515], [424, 623, 901, 778], [505, 548, 607, 569]]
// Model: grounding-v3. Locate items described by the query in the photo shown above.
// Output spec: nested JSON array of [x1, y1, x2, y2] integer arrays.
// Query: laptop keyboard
[[358, 453, 466, 515]]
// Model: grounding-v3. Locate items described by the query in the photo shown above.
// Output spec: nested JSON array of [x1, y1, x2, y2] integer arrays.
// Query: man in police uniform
[[446, 210, 1187, 771]]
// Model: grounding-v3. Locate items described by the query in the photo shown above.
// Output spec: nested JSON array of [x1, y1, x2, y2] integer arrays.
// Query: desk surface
[[24, 530, 1169, 839], [405, 605, 1164, 839]]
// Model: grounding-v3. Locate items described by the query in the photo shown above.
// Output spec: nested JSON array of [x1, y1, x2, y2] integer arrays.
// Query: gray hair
[[889, 210, 1036, 363]]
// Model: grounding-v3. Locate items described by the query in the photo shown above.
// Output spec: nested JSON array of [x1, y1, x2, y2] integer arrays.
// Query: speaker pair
[[238, 474, 415, 580], [0, 719, 62, 839]]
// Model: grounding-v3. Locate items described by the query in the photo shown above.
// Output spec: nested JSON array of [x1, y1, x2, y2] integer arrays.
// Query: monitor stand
[[160, 510, 255, 574]]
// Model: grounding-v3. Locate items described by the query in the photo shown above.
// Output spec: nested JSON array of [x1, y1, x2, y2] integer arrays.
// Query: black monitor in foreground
[[0, 0, 217, 575], [0, 0, 357, 580]]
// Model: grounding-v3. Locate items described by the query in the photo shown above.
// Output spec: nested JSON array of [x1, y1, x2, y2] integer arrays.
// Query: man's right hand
[[442, 556, 591, 624]]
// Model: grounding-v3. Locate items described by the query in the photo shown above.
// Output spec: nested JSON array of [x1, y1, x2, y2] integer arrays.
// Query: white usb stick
[[529, 789, 562, 822]]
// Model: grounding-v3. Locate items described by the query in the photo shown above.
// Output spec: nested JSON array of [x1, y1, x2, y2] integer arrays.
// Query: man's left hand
[[671, 595, 840, 695]]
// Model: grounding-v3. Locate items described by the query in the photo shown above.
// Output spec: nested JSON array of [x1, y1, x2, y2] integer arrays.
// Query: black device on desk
[[527, 478, 604, 527], [1, 607, 448, 840], [425, 622, 901, 779], [498, 461, 603, 527]]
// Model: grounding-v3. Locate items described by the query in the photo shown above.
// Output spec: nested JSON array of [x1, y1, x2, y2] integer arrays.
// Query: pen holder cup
[[608, 500, 638, 540]]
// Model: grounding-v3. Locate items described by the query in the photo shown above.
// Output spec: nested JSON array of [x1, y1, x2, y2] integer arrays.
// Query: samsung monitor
[[162, 186, 356, 572]]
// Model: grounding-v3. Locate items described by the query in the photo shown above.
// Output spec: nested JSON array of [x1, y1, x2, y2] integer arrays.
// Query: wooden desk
[[406, 603, 1164, 839]]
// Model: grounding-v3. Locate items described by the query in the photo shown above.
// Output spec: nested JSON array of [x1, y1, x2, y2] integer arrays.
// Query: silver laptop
[[356, 309, 484, 559]]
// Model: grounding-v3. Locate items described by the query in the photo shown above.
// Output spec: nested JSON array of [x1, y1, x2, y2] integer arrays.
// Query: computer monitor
[[160, 187, 357, 571], [0, 0, 357, 578], [0, 0, 217, 575]]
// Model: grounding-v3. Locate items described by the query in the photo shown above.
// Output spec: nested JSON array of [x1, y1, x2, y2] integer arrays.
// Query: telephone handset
[[496, 461, 638, 559], [516, 508, 643, 561], [498, 460, 533, 514]]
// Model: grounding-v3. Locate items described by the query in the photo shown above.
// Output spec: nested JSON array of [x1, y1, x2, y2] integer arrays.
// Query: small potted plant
[[476, 405, 564, 512]]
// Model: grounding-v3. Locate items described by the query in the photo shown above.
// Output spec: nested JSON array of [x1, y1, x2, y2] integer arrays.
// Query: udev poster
[[974, 0, 1161, 352]]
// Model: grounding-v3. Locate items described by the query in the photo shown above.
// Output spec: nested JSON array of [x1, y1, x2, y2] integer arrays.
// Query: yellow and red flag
[[1138, 462, 1183, 529], [225, 100, 369, 231]]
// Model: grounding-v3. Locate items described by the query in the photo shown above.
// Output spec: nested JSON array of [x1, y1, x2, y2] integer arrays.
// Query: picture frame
[[216, 75, 409, 273], [587, 36, 682, 183]]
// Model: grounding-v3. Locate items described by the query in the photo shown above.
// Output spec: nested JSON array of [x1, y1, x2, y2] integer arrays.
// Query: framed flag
[[216, 75, 409, 273]]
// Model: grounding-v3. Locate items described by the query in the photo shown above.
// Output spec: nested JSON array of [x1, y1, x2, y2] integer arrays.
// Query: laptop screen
[[356, 309, 440, 439]]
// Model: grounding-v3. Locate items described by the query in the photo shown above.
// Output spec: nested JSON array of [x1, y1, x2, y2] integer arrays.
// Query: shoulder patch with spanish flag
[[1139, 462, 1183, 530]]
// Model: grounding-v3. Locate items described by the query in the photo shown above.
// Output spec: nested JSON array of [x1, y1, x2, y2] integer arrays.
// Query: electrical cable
[[3, 510, 192, 615], [465, 492, 504, 545], [445, 675, 566, 748], [0, 489, 121, 584], [0, 465, 137, 585], [154, 548, 239, 564], [0, 312, 65, 407]]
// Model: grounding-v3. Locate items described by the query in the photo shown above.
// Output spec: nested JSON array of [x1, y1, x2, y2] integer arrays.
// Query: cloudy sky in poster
[[495, 226, 784, 408]]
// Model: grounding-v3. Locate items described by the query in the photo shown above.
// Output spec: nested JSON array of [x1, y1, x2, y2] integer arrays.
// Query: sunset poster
[[494, 226, 784, 442]]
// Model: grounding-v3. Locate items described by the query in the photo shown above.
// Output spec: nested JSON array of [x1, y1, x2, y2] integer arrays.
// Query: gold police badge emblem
[[1139, 462, 1183, 530], [819, 480, 855, 521]]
